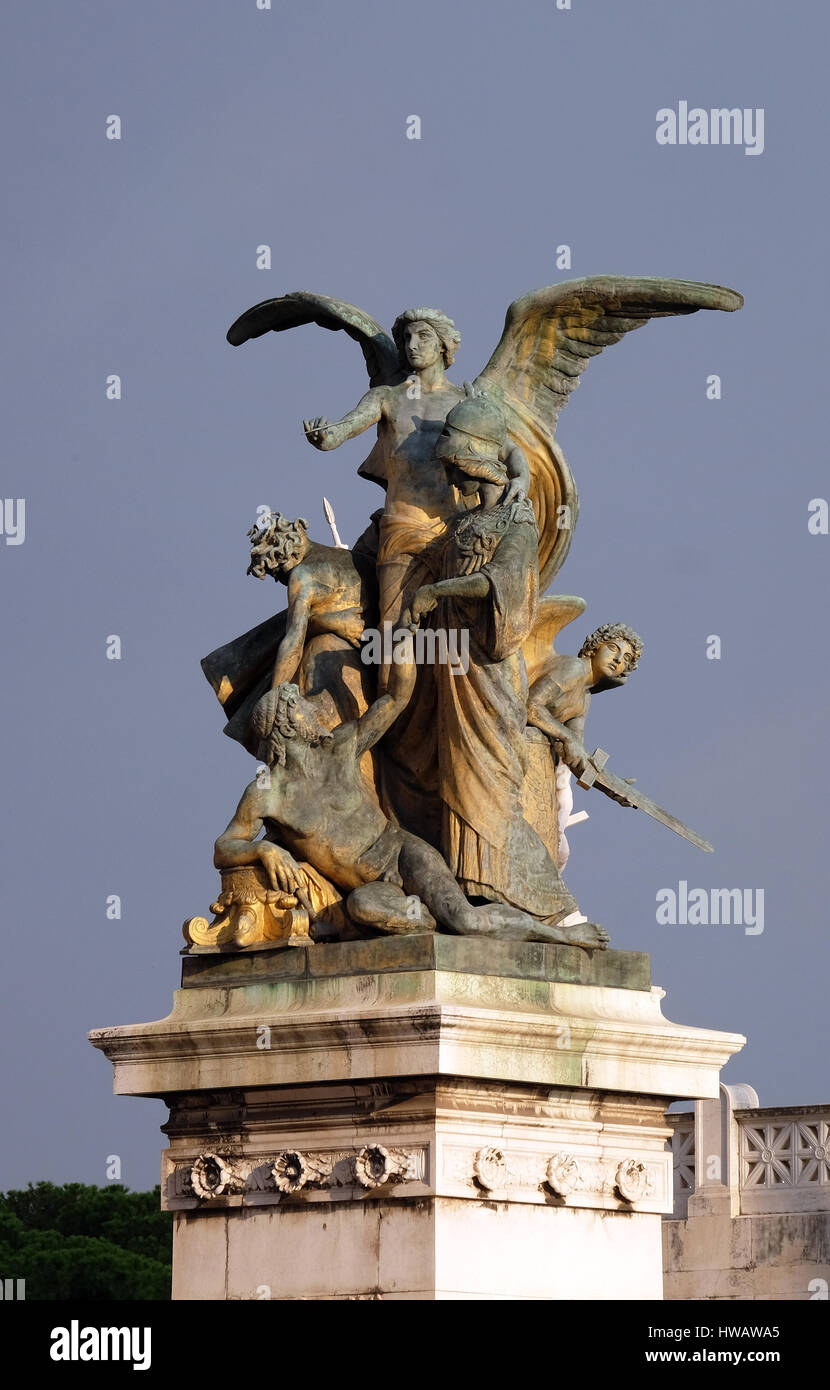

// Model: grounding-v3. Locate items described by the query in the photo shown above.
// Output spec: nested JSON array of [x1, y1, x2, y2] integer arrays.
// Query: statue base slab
[[90, 936, 744, 1300]]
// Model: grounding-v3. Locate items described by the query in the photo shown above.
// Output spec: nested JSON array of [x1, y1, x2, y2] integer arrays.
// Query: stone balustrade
[[664, 1088, 830, 1300], [668, 1091, 830, 1219]]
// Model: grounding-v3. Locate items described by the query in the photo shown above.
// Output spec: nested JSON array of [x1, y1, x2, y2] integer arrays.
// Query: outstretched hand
[[302, 416, 331, 449]]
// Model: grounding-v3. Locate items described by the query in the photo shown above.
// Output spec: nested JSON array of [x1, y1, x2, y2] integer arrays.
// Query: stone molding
[[169, 1145, 427, 1205], [166, 1136, 666, 1213], [90, 974, 744, 1104], [443, 1143, 665, 1211]]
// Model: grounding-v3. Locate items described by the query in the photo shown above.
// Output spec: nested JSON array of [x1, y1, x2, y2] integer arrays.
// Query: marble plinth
[[90, 936, 744, 1300]]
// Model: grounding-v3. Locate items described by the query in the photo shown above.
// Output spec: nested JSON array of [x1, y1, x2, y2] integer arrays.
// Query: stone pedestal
[[90, 936, 744, 1300]]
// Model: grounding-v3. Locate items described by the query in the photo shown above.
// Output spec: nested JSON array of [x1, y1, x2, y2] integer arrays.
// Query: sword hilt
[[577, 747, 609, 790]]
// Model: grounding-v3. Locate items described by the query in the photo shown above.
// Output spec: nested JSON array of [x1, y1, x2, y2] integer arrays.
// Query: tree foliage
[[0, 1183, 172, 1300]]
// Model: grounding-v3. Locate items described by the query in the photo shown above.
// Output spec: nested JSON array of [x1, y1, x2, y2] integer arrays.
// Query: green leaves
[[0, 1182, 172, 1300]]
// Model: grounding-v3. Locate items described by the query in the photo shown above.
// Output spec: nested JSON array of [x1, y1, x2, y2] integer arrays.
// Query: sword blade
[[593, 767, 713, 853]]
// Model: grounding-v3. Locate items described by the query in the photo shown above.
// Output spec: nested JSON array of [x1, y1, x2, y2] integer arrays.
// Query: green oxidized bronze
[[188, 275, 742, 953]]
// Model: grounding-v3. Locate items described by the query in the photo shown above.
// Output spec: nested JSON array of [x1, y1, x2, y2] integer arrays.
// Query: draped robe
[[385, 499, 577, 923]]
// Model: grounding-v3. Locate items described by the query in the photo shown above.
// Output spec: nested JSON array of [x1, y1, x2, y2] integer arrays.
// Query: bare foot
[[510, 918, 609, 949], [552, 920, 610, 950]]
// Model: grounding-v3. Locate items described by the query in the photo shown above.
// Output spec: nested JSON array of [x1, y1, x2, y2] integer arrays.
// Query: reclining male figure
[[214, 653, 608, 948]]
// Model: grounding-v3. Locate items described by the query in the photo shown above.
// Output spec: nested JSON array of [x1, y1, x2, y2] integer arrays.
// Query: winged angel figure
[[199, 277, 741, 941], [207, 277, 740, 764], [226, 276, 743, 629]]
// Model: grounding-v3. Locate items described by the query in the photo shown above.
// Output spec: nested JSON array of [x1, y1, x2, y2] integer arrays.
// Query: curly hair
[[578, 622, 644, 670], [250, 683, 332, 767], [247, 513, 309, 580], [392, 307, 461, 369]]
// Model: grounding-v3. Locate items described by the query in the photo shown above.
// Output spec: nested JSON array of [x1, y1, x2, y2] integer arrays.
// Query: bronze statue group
[[199, 278, 737, 950]]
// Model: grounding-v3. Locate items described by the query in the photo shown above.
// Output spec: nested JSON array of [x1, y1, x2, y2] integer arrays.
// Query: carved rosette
[[545, 1152, 582, 1198], [271, 1151, 312, 1193], [169, 1145, 424, 1205], [354, 1144, 397, 1188], [190, 1152, 244, 1200], [473, 1147, 507, 1191], [615, 1158, 655, 1203]]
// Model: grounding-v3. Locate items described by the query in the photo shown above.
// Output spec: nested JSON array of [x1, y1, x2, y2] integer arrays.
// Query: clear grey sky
[[2, 0, 827, 1191]]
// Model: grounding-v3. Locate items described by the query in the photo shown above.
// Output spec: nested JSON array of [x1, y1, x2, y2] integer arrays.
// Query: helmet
[[437, 386, 509, 482]]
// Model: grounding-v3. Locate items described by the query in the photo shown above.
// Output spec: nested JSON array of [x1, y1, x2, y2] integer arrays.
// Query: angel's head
[[392, 308, 461, 371], [247, 513, 310, 583], [578, 623, 643, 692]]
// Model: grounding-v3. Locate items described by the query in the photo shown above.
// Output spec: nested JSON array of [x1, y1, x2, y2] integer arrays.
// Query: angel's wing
[[475, 275, 743, 588], [477, 276, 743, 422], [523, 594, 587, 688], [227, 290, 404, 388]]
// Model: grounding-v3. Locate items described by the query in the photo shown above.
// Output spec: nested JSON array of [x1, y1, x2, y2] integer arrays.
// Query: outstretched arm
[[303, 387, 386, 451], [348, 653, 417, 756], [214, 783, 306, 896], [271, 579, 312, 686]]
